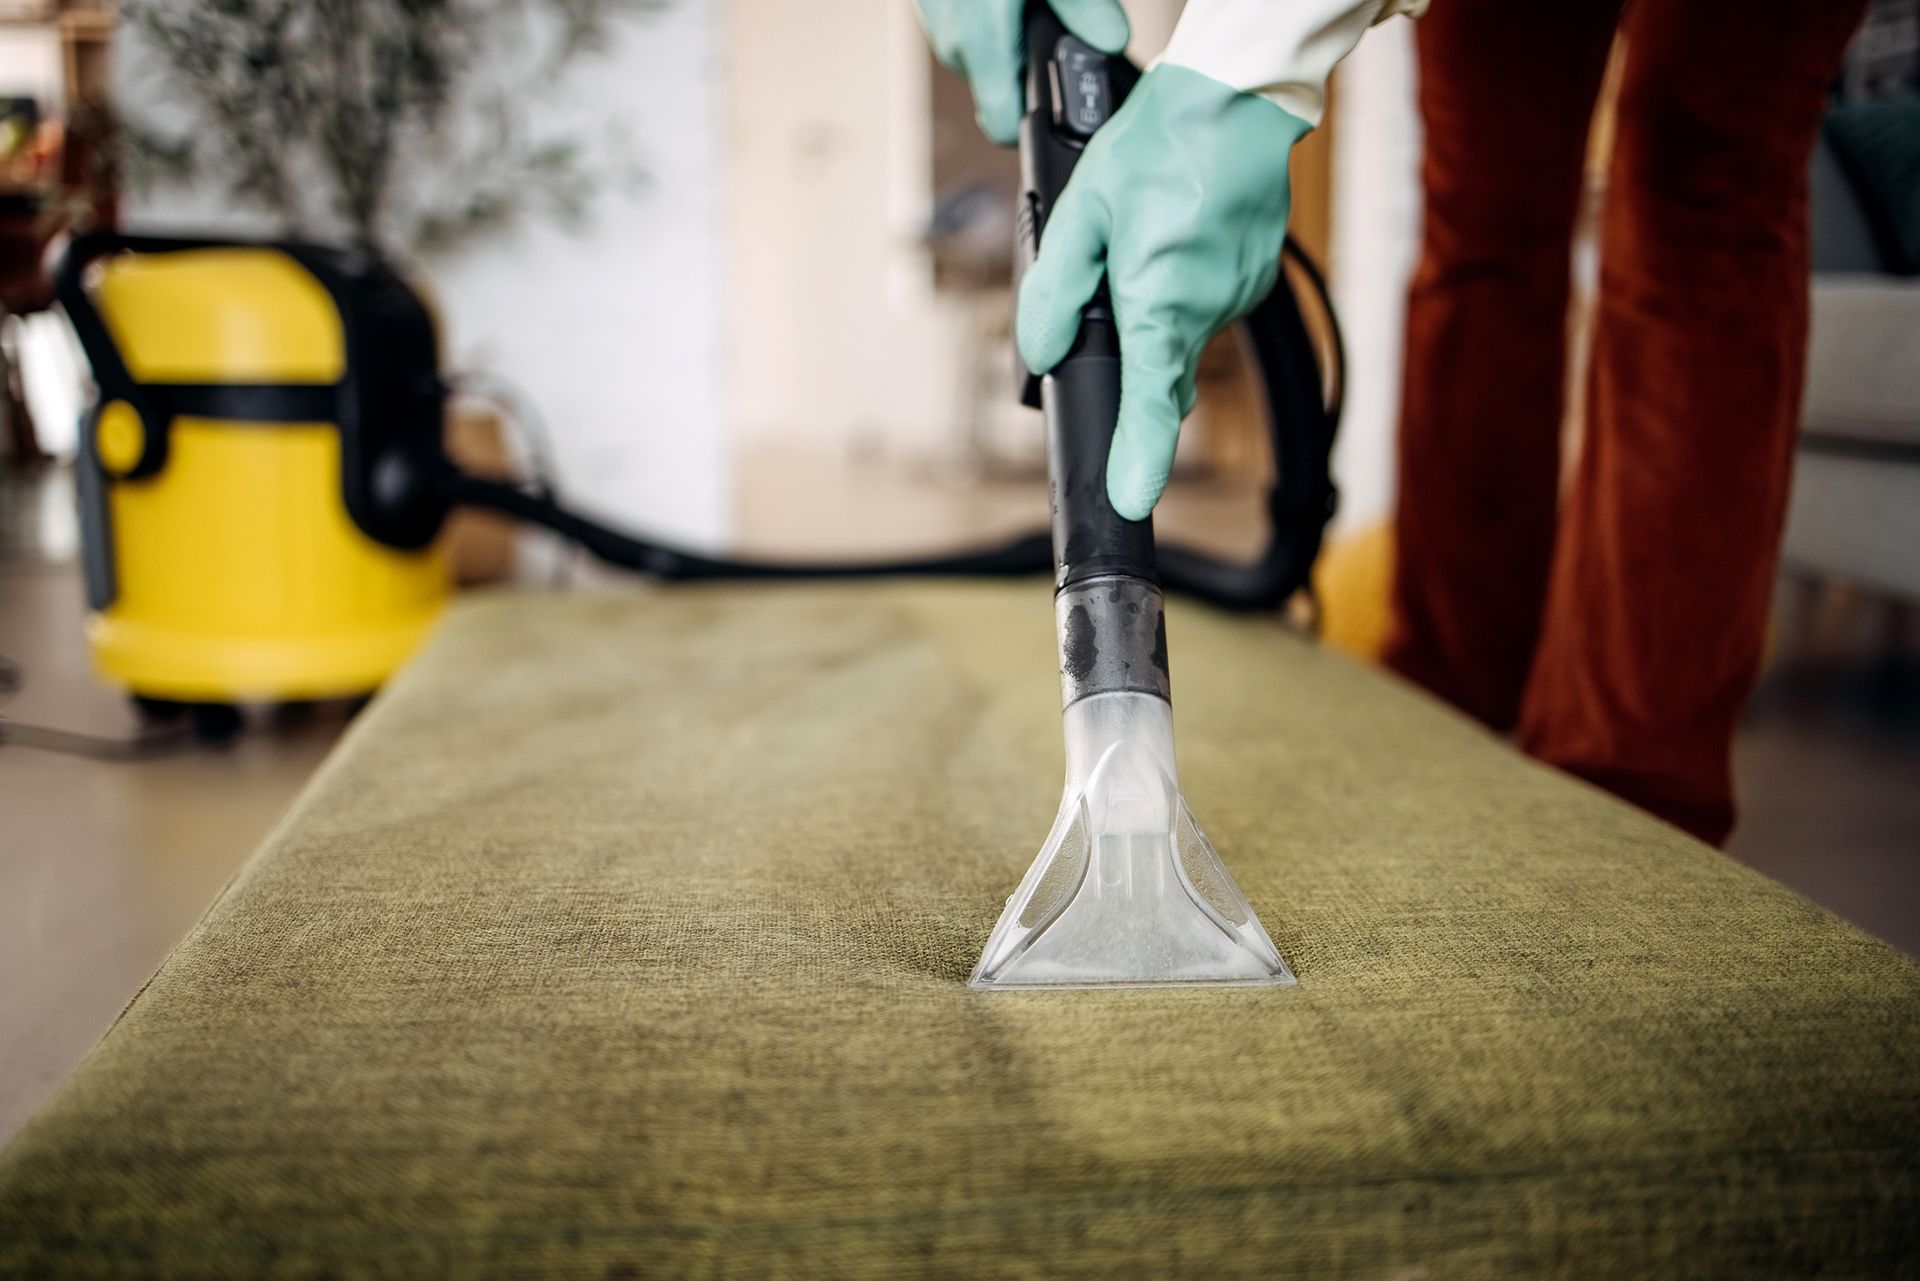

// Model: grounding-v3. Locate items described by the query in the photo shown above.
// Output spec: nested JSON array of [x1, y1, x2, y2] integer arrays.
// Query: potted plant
[[117, 0, 655, 259]]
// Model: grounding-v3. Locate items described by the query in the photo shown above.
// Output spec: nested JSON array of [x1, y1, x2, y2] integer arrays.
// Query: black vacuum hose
[[445, 243, 1343, 613], [441, 471, 1055, 581]]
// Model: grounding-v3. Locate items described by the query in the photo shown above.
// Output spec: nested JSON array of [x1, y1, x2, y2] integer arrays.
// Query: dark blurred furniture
[[1782, 0, 1919, 602], [0, 186, 51, 466], [1785, 126, 1920, 600], [0, 2, 117, 470]]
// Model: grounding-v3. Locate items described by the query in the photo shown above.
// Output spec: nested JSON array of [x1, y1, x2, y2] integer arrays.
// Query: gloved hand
[[912, 0, 1131, 145], [1018, 65, 1309, 521]]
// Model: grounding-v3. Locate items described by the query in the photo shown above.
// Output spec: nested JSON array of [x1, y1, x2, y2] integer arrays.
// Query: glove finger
[[1049, 0, 1131, 54], [1107, 318, 1187, 521], [1017, 186, 1109, 376], [968, 48, 1023, 145]]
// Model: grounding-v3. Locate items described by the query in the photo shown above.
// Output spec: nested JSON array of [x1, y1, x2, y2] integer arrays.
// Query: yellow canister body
[[84, 248, 449, 701]]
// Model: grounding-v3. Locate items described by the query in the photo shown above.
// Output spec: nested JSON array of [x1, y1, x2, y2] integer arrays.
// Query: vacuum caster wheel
[[131, 695, 187, 721], [186, 702, 245, 743]]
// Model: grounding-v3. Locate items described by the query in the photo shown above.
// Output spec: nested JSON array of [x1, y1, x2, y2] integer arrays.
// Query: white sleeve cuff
[[1155, 0, 1428, 127]]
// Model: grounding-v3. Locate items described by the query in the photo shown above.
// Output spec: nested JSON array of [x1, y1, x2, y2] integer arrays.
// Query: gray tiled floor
[[1730, 617, 1920, 954], [0, 556, 355, 1143]]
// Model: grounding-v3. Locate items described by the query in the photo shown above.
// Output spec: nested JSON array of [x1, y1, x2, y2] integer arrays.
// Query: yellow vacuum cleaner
[[58, 233, 455, 715]]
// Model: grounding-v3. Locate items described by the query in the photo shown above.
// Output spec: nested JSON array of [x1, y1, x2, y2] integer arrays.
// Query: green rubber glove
[[912, 0, 1131, 146], [1018, 65, 1310, 521]]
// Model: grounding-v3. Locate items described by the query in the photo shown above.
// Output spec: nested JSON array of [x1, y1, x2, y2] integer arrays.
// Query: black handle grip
[[1041, 317, 1156, 588], [1020, 2, 1153, 590]]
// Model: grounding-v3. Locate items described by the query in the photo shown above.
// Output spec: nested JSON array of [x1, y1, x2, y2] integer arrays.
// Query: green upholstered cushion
[[3, 583, 1917, 1278]]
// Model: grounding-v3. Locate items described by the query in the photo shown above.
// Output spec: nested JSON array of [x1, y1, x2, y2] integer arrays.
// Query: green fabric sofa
[[3, 583, 1917, 1278]]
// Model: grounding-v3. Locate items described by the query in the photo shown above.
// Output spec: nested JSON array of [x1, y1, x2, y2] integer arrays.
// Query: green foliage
[[121, 0, 658, 257]]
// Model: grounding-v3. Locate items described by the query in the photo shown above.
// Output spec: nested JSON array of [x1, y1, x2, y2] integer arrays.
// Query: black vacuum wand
[[1015, 0, 1165, 687], [966, 1, 1297, 988]]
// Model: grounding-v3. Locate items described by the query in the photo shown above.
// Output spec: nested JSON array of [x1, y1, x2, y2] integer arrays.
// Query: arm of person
[[1159, 0, 1429, 128], [1019, 0, 1427, 519]]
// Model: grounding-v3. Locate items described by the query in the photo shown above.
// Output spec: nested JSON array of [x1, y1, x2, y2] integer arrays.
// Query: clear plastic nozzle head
[[970, 692, 1295, 990]]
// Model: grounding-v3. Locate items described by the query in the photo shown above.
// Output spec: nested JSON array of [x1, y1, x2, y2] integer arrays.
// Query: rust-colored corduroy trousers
[[1383, 0, 1867, 845]]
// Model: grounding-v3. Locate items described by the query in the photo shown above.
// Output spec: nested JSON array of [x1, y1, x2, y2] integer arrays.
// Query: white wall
[[429, 3, 729, 547], [115, 5, 732, 547], [720, 0, 1200, 463], [0, 27, 64, 112], [722, 0, 970, 457], [1328, 19, 1421, 536]]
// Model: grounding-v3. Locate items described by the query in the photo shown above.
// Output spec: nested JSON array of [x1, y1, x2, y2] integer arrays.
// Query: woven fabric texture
[[3, 583, 1916, 1278]]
